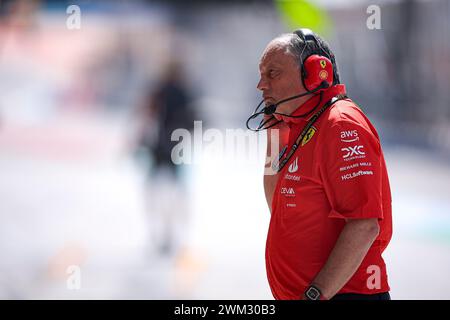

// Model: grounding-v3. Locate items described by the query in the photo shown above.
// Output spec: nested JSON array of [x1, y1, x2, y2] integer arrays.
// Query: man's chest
[[275, 125, 325, 208], [281, 123, 322, 177]]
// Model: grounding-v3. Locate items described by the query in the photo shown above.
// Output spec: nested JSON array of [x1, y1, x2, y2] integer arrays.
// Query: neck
[[280, 92, 323, 124], [273, 92, 312, 120], [284, 93, 312, 115]]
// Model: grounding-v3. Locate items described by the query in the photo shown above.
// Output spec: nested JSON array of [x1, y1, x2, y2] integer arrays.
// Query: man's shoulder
[[318, 99, 381, 144], [322, 99, 373, 131]]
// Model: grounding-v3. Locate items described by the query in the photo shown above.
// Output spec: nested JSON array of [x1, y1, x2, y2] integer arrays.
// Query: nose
[[257, 77, 268, 91]]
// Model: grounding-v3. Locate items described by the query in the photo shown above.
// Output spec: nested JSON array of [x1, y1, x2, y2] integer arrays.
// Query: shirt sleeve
[[319, 119, 384, 220]]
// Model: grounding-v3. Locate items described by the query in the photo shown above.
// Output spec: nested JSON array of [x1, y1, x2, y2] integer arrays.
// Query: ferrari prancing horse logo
[[301, 126, 317, 146], [320, 60, 327, 68]]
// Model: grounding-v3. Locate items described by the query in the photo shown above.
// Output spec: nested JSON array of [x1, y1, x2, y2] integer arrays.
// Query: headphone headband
[[294, 28, 332, 61], [294, 28, 315, 43]]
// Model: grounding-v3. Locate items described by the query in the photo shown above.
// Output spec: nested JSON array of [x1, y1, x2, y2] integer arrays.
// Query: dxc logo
[[341, 145, 365, 159]]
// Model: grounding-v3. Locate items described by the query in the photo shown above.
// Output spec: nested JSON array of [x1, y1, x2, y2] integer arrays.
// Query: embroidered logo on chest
[[288, 157, 299, 173], [301, 126, 317, 146]]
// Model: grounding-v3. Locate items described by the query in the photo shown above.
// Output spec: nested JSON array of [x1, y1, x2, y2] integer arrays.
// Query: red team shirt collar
[[281, 84, 347, 125]]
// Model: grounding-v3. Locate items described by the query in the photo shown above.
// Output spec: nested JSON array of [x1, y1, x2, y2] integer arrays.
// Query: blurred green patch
[[274, 0, 333, 36]]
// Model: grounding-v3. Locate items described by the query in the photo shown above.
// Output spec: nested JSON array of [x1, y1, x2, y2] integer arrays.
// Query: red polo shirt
[[265, 84, 392, 299]]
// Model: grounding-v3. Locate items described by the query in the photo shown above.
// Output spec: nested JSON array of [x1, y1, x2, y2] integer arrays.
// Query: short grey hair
[[272, 32, 340, 85]]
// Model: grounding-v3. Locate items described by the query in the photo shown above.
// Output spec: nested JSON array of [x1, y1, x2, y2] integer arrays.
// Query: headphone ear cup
[[303, 55, 334, 92]]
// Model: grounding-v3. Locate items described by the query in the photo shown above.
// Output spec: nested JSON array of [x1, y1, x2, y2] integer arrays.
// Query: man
[[257, 29, 393, 300], [136, 61, 196, 256]]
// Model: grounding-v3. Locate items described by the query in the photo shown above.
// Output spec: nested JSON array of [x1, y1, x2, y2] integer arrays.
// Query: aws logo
[[340, 130, 359, 143], [301, 127, 317, 146]]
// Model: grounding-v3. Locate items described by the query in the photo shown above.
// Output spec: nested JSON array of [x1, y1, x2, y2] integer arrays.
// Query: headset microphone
[[261, 80, 329, 116], [246, 81, 329, 131], [264, 104, 277, 115]]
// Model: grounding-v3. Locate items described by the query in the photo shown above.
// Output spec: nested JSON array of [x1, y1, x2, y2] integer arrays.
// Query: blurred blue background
[[0, 0, 449, 299]]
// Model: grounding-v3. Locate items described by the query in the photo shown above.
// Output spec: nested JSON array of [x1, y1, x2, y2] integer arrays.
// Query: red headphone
[[294, 29, 335, 93], [303, 54, 334, 92]]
